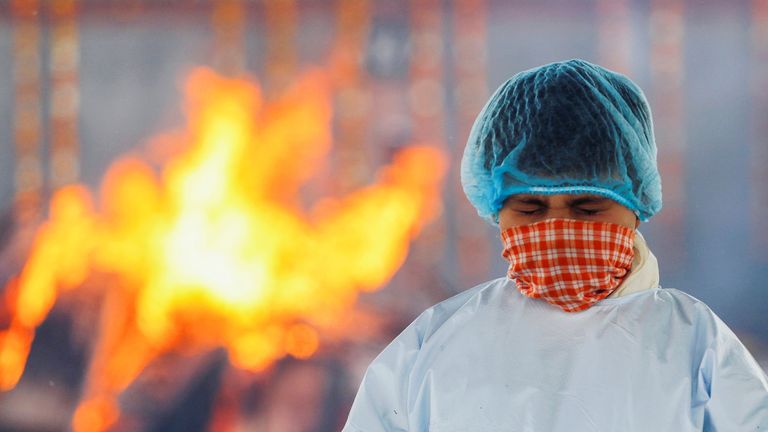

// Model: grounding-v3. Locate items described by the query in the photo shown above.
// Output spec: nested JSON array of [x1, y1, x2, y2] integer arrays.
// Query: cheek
[[611, 209, 639, 230], [497, 209, 528, 231], [497, 213, 514, 231]]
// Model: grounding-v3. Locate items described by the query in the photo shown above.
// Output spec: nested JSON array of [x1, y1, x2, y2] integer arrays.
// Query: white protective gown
[[344, 233, 768, 431]]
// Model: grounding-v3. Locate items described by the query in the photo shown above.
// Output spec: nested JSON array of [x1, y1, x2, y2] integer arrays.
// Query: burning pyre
[[0, 68, 447, 431]]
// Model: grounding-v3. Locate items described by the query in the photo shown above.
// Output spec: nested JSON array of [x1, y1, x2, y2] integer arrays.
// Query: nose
[[544, 207, 572, 220]]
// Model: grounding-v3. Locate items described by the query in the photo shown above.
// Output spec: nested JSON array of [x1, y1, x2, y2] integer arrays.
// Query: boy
[[344, 59, 768, 431]]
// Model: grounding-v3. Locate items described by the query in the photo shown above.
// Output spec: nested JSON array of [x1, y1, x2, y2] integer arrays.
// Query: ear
[[634, 217, 640, 230]]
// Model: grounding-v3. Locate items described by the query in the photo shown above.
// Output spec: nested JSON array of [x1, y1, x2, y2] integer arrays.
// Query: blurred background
[[0, 0, 767, 431]]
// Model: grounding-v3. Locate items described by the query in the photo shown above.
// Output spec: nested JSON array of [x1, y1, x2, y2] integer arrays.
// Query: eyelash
[[577, 208, 600, 216]]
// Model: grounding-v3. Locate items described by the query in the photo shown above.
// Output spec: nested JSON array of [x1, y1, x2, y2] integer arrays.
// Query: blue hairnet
[[460, 59, 662, 223]]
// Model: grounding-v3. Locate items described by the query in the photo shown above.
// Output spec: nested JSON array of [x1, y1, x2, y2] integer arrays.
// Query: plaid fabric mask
[[501, 219, 635, 312]]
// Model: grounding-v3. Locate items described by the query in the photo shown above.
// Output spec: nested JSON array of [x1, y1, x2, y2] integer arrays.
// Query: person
[[342, 59, 768, 431]]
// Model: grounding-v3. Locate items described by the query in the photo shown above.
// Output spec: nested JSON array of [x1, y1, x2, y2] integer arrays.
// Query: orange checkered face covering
[[501, 218, 636, 313]]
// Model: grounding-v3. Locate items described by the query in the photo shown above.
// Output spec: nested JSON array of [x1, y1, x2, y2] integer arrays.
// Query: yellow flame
[[0, 67, 447, 431]]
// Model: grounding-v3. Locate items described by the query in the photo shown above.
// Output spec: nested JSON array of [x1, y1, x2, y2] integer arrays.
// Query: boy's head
[[460, 59, 662, 225]]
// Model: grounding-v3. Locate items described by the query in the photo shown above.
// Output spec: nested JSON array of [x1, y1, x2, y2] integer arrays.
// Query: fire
[[0, 68, 448, 431]]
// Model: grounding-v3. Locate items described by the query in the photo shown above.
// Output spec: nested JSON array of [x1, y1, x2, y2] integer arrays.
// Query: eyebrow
[[568, 196, 610, 206], [507, 195, 611, 206]]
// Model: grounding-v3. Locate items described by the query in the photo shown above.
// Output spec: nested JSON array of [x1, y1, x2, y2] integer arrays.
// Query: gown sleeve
[[342, 314, 427, 432], [699, 314, 768, 431]]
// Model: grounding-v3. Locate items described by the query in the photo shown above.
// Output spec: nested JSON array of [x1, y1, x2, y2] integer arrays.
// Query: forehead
[[505, 193, 612, 204]]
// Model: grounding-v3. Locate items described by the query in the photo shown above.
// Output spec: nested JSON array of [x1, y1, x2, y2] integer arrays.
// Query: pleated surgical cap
[[461, 59, 662, 223]]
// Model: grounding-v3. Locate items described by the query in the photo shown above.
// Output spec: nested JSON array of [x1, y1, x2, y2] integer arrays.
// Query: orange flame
[[0, 68, 448, 431]]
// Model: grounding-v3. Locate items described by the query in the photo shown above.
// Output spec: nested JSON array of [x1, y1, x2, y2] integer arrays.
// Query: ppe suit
[[343, 233, 768, 431]]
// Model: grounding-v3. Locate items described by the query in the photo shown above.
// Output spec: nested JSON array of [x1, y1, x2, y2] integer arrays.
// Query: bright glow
[[0, 68, 447, 431]]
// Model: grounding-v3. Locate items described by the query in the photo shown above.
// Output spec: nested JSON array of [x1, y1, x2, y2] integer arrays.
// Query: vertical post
[[649, 0, 686, 267], [264, 0, 297, 93], [451, 0, 491, 286], [331, 0, 372, 192], [596, 0, 633, 75], [11, 0, 44, 225], [49, 0, 81, 189], [750, 0, 768, 258], [408, 0, 446, 143], [408, 0, 449, 284], [211, 0, 245, 76]]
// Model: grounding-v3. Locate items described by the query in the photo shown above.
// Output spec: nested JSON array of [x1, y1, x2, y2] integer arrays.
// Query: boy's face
[[498, 193, 640, 231]]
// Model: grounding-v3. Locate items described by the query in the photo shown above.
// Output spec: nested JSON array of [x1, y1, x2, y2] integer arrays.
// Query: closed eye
[[575, 207, 602, 216], [515, 208, 544, 215]]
